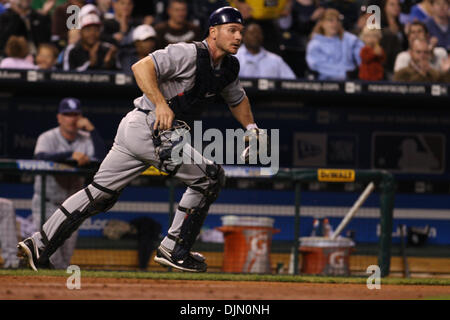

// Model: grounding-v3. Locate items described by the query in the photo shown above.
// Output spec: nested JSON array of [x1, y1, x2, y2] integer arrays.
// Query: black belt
[[137, 108, 150, 115]]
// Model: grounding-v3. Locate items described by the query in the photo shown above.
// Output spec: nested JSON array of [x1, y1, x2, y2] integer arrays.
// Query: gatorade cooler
[[217, 215, 280, 274], [299, 237, 355, 276]]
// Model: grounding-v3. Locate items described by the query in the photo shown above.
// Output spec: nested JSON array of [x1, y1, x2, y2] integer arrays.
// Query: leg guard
[[37, 182, 121, 264], [170, 164, 225, 261]]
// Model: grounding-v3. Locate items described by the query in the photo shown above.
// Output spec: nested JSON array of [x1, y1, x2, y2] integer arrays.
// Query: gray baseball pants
[[31, 195, 78, 269], [30, 108, 223, 262]]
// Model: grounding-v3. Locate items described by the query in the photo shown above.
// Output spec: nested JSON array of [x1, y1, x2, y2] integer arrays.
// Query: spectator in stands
[[306, 8, 364, 80], [120, 24, 157, 74], [0, 0, 51, 56], [280, 0, 324, 77], [230, 0, 292, 54], [130, 0, 167, 26], [290, 0, 324, 42], [322, 0, 360, 31], [35, 42, 59, 69], [190, 0, 230, 30], [56, 28, 81, 68], [359, 27, 386, 80], [63, 13, 118, 71], [32, 97, 106, 269], [394, 38, 445, 81], [0, 198, 21, 269], [79, 3, 101, 19], [96, 0, 115, 20], [378, 0, 408, 79], [32, 0, 59, 16], [51, 0, 85, 50], [0, 35, 37, 69], [236, 23, 296, 79], [424, 0, 449, 51], [101, 0, 140, 70], [409, 0, 433, 22], [102, 0, 136, 46], [0, 0, 9, 15], [154, 0, 202, 49], [394, 21, 448, 72]]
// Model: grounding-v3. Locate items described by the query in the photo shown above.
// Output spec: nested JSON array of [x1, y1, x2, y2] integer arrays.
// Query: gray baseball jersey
[[133, 40, 246, 111], [33, 127, 95, 204]]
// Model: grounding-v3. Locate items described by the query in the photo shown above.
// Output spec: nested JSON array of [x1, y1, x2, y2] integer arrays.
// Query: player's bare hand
[[154, 104, 174, 131], [72, 152, 90, 166], [77, 117, 95, 132]]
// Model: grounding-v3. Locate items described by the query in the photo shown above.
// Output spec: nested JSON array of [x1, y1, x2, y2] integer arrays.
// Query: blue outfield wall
[[2, 183, 450, 245]]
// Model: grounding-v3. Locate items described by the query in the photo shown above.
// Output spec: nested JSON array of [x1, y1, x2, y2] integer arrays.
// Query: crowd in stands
[[0, 0, 448, 82]]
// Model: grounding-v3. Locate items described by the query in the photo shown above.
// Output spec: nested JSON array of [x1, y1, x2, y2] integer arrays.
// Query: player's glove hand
[[240, 128, 269, 163]]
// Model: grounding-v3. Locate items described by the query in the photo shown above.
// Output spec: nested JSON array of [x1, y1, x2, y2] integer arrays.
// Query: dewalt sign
[[317, 169, 355, 182]]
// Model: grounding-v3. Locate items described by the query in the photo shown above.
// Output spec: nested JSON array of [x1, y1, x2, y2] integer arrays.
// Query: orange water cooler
[[217, 215, 280, 274]]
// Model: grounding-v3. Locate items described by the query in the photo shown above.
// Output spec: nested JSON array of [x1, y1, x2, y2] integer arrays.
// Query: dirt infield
[[1, 275, 449, 300]]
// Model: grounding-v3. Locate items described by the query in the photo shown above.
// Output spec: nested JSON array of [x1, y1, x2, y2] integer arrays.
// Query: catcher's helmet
[[209, 6, 243, 27]]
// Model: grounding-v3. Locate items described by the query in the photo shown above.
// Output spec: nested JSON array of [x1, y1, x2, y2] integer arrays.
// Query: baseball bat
[[331, 181, 375, 240]]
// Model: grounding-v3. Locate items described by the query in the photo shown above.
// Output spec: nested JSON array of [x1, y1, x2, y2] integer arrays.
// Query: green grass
[[1, 269, 450, 286], [422, 295, 450, 300]]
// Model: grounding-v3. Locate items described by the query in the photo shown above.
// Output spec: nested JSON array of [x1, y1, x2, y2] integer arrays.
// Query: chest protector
[[167, 41, 240, 118]]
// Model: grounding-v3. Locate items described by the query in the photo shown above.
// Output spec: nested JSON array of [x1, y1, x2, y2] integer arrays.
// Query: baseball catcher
[[18, 6, 267, 272]]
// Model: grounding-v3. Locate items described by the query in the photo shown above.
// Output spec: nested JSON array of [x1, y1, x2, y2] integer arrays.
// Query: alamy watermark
[[362, 5, 381, 30], [161, 121, 279, 175], [366, 265, 381, 290], [66, 265, 81, 290], [66, 5, 81, 30]]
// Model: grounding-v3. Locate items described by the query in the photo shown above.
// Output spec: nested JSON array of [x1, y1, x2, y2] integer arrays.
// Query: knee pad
[[84, 182, 121, 214], [189, 164, 225, 202], [204, 163, 225, 203]]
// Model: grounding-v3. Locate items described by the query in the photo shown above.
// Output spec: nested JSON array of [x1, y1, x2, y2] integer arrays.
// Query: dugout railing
[[0, 159, 395, 276]]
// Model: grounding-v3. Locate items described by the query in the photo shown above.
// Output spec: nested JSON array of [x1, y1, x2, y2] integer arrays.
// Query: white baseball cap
[[80, 13, 102, 29], [132, 24, 157, 41], [79, 4, 101, 19]]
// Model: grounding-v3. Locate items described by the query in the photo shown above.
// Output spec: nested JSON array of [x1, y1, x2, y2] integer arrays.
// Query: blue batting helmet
[[209, 6, 243, 27]]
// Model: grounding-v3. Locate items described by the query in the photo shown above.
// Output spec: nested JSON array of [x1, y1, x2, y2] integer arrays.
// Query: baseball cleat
[[17, 238, 52, 271], [17, 238, 40, 271], [154, 245, 207, 272]]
